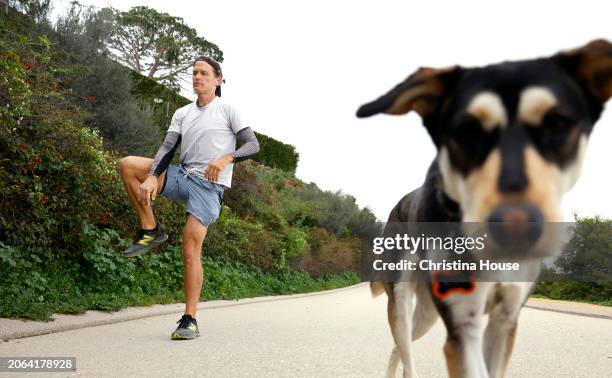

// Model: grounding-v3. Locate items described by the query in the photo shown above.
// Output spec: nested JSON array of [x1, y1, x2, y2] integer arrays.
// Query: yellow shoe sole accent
[[171, 331, 199, 340]]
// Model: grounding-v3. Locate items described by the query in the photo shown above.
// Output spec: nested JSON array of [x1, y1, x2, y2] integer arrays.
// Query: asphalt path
[[1, 284, 610, 377]]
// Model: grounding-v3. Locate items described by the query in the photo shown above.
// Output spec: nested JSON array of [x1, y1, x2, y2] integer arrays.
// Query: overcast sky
[[52, 0, 612, 222]]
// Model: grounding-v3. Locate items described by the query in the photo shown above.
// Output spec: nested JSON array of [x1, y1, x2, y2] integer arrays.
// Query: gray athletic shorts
[[160, 164, 225, 226]]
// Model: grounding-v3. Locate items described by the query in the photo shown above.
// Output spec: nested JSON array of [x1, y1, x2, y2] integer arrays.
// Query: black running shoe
[[122, 227, 168, 258], [171, 314, 200, 340]]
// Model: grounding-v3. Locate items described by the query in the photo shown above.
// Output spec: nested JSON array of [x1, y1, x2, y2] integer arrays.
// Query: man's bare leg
[[118, 156, 166, 229], [181, 214, 207, 317]]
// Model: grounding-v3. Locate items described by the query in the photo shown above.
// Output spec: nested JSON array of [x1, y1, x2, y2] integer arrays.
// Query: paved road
[[1, 284, 610, 377]]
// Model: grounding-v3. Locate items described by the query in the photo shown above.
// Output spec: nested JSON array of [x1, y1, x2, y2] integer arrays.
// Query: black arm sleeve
[[149, 131, 181, 177], [231, 127, 260, 163]]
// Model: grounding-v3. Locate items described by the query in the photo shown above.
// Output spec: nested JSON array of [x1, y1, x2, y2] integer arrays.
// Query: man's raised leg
[[118, 156, 168, 257], [118, 156, 166, 229]]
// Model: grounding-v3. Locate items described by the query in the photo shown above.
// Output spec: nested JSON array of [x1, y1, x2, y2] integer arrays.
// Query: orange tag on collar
[[431, 270, 476, 300]]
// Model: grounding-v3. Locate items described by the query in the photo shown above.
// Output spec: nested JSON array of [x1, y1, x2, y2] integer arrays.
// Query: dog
[[356, 40, 612, 377]]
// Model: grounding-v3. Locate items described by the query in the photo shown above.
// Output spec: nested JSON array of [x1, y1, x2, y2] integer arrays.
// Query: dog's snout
[[498, 174, 528, 193], [498, 126, 529, 194], [487, 204, 544, 249]]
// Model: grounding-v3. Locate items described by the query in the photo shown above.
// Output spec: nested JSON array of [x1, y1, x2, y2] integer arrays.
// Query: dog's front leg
[[483, 282, 532, 378], [437, 282, 493, 378], [387, 282, 417, 378]]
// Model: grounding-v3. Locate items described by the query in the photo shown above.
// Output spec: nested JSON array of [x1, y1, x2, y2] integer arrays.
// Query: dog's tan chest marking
[[519, 86, 558, 125], [467, 92, 508, 131]]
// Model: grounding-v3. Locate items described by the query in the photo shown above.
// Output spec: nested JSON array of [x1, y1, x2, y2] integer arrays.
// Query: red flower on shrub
[[85, 95, 96, 103], [100, 213, 110, 225], [32, 156, 42, 164], [23, 63, 32, 71], [18, 144, 27, 152], [1, 202, 11, 209], [40, 194, 49, 204]]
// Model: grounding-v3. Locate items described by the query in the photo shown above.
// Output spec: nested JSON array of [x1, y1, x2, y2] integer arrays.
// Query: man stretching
[[118, 56, 259, 340]]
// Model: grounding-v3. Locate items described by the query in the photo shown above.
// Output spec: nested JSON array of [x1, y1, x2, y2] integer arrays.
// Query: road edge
[[1, 283, 610, 342]]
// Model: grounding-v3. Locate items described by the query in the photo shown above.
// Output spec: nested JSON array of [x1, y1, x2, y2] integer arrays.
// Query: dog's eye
[[448, 114, 498, 144], [527, 109, 581, 167], [541, 111, 575, 133], [534, 111, 576, 146], [448, 115, 487, 143], [446, 114, 499, 174]]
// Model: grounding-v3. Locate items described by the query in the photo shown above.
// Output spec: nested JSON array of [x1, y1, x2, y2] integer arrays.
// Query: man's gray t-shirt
[[168, 97, 246, 188]]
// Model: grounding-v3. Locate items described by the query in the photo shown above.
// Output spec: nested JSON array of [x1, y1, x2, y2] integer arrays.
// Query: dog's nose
[[487, 204, 544, 249]]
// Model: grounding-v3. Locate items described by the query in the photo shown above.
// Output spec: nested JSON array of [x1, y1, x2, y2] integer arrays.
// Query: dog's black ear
[[356, 66, 463, 119], [553, 39, 612, 103]]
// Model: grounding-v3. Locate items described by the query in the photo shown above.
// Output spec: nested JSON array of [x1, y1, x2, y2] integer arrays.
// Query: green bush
[[253, 132, 299, 174], [533, 216, 612, 306], [0, 227, 360, 320], [0, 31, 122, 247], [534, 281, 612, 306]]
